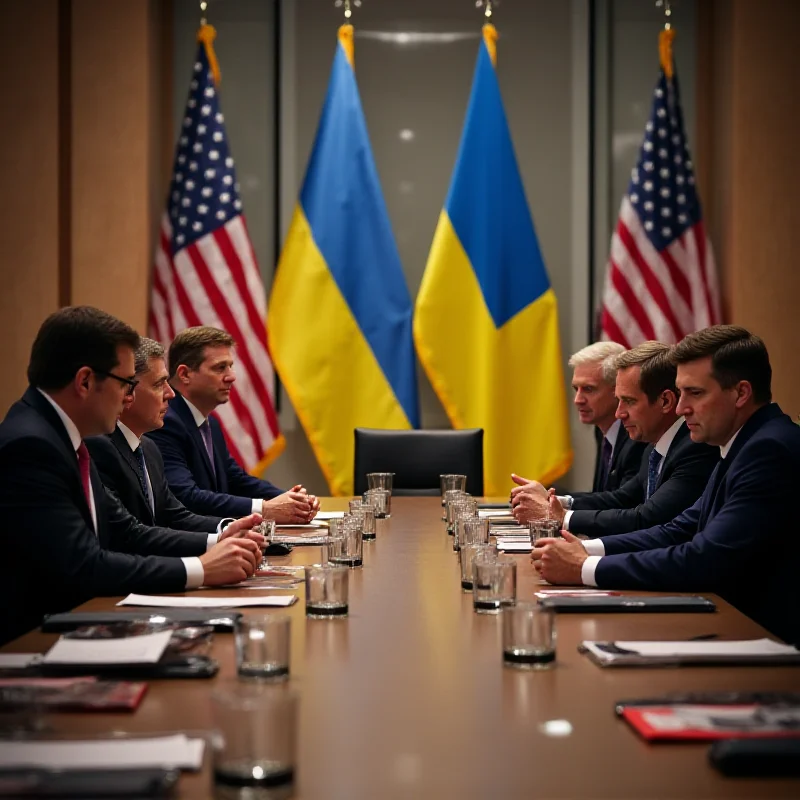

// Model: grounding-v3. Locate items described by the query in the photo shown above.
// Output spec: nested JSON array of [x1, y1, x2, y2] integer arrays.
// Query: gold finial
[[656, 0, 672, 31], [335, 0, 362, 22], [200, 0, 208, 27], [476, 1, 499, 21]]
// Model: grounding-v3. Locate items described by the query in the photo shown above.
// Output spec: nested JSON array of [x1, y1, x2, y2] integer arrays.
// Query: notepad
[[478, 509, 513, 519], [315, 511, 346, 520], [0, 733, 205, 770], [582, 638, 800, 667], [118, 593, 297, 609], [496, 539, 532, 552], [43, 631, 173, 665]]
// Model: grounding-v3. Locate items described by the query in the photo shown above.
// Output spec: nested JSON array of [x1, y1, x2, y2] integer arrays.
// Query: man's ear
[[734, 380, 753, 409], [174, 365, 191, 386], [661, 389, 678, 414], [74, 366, 93, 398]]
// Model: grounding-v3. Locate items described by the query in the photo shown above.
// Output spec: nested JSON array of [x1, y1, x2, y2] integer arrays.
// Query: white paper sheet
[[496, 540, 532, 552], [315, 511, 346, 520], [478, 509, 511, 518], [43, 630, 173, 665], [614, 638, 800, 658], [118, 593, 297, 609], [0, 653, 40, 668], [0, 734, 205, 770]]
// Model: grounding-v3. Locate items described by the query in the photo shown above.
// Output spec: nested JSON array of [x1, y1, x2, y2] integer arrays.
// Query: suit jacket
[[0, 388, 208, 645], [592, 424, 647, 493], [146, 392, 282, 518], [594, 403, 800, 644], [87, 426, 225, 533], [570, 422, 718, 538]]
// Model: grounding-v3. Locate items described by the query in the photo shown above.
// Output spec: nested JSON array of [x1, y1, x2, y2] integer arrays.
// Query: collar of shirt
[[182, 396, 208, 428], [654, 416, 685, 459], [604, 418, 622, 451], [37, 389, 82, 452], [720, 427, 743, 459], [116, 421, 141, 452]]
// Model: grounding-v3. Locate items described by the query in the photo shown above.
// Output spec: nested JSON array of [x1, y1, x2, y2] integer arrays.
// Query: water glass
[[327, 517, 364, 567], [305, 564, 349, 618], [320, 534, 346, 565], [529, 519, 562, 542], [366, 472, 394, 492], [256, 519, 277, 568], [212, 681, 297, 793], [502, 602, 556, 669], [443, 488, 467, 521], [440, 474, 467, 506], [446, 495, 475, 535], [456, 517, 489, 550], [473, 556, 517, 614], [235, 614, 291, 681], [348, 500, 377, 541], [364, 487, 390, 518], [460, 543, 497, 591]]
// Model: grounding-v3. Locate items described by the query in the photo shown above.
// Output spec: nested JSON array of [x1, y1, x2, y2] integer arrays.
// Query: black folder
[[42, 609, 241, 633], [537, 595, 716, 613], [709, 739, 800, 777]]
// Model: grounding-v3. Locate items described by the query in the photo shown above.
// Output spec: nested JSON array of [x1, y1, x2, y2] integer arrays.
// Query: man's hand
[[262, 486, 314, 524], [546, 490, 566, 526], [531, 531, 587, 585], [510, 476, 550, 523], [218, 513, 266, 548], [199, 536, 260, 585]]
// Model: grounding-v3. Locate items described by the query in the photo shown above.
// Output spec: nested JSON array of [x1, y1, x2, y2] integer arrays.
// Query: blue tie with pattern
[[199, 419, 216, 476], [646, 449, 663, 500], [133, 445, 154, 512]]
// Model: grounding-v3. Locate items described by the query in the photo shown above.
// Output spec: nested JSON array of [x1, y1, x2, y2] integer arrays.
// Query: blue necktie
[[646, 449, 663, 500], [132, 445, 154, 512], [199, 420, 216, 476], [599, 437, 613, 489]]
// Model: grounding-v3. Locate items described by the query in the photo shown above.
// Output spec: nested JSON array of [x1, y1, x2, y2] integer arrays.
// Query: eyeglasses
[[93, 370, 139, 396]]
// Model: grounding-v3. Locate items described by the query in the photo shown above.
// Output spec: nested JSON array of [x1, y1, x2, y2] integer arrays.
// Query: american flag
[[149, 36, 283, 471], [600, 68, 721, 347]]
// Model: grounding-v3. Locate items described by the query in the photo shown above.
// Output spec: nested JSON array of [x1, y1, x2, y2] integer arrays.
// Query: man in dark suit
[[532, 326, 800, 644], [512, 342, 718, 536], [512, 342, 646, 501], [0, 307, 262, 645], [148, 326, 319, 522]]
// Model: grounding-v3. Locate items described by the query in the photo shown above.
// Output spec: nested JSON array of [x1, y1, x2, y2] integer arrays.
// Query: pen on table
[[688, 633, 719, 641]]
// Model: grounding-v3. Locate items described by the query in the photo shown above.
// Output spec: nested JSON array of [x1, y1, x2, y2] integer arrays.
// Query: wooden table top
[[4, 497, 800, 798]]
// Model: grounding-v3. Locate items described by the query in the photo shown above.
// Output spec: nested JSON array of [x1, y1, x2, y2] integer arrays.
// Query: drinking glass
[[502, 602, 556, 669], [235, 614, 290, 681], [304, 564, 349, 618]]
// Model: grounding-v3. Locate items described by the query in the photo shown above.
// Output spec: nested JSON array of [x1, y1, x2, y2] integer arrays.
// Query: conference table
[[3, 497, 800, 798]]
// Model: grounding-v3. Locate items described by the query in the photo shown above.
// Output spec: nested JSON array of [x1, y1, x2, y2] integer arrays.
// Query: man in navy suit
[[0, 308, 262, 644], [532, 326, 800, 643], [511, 342, 718, 536], [512, 341, 646, 499], [148, 326, 319, 522]]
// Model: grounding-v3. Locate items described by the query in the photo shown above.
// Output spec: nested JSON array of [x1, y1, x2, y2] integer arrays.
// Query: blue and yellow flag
[[414, 25, 572, 496], [268, 25, 419, 496]]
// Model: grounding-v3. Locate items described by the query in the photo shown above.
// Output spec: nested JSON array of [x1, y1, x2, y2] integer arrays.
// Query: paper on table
[[496, 540, 532, 552], [43, 630, 173, 665], [0, 733, 205, 771], [118, 593, 297, 609], [0, 653, 40, 669], [315, 511, 346, 520], [614, 638, 799, 658], [277, 523, 327, 529], [479, 509, 512, 518]]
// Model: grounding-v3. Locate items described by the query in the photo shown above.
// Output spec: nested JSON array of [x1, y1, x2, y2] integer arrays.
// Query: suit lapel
[[172, 392, 218, 488], [609, 425, 628, 472], [653, 422, 688, 491], [110, 426, 154, 523]]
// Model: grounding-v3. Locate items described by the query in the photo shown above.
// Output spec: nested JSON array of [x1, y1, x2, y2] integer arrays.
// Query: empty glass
[[366, 473, 393, 517], [328, 517, 364, 567], [502, 603, 556, 669], [456, 517, 489, 550], [446, 495, 475, 535], [305, 564, 349, 618], [348, 500, 377, 541], [443, 488, 467, 522], [235, 614, 291, 681], [529, 519, 562, 542], [212, 681, 297, 793], [473, 556, 517, 614], [440, 474, 467, 506], [363, 488, 390, 533], [460, 543, 497, 592]]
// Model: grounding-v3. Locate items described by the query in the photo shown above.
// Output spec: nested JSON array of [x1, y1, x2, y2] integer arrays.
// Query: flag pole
[[476, 2, 499, 66], [197, 0, 220, 85]]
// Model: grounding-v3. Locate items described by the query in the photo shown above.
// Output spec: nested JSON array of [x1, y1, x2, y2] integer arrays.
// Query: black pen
[[688, 633, 719, 641]]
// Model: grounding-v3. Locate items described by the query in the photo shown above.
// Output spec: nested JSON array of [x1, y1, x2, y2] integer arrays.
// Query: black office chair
[[353, 428, 484, 496]]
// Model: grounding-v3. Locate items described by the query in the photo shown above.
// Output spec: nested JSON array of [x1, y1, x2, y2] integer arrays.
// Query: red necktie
[[76, 442, 92, 509]]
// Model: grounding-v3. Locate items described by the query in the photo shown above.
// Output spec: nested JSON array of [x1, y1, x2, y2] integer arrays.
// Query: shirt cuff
[[581, 556, 602, 587], [251, 498, 261, 515], [216, 518, 235, 534], [563, 510, 573, 530], [206, 533, 219, 551], [182, 557, 205, 589], [557, 494, 573, 510], [582, 538, 606, 556]]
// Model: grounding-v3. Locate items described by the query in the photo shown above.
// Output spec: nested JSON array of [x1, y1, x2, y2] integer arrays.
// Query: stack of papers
[[0, 733, 205, 770], [315, 511, 345, 520], [478, 509, 513, 519], [496, 536, 532, 552], [43, 631, 173, 666], [582, 638, 800, 667], [118, 593, 297, 609]]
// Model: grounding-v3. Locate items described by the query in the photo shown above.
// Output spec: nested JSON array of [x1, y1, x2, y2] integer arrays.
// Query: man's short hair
[[134, 338, 166, 377], [168, 326, 235, 378], [27, 306, 140, 391], [568, 341, 626, 384], [672, 325, 772, 404], [614, 341, 677, 403]]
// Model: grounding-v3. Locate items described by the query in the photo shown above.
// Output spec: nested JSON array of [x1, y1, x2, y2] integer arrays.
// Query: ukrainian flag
[[268, 25, 419, 497], [414, 25, 572, 496]]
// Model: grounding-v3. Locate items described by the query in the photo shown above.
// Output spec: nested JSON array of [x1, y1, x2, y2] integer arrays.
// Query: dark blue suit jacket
[[570, 422, 718, 537], [594, 403, 800, 644], [146, 391, 282, 518], [0, 388, 204, 645], [592, 424, 647, 492]]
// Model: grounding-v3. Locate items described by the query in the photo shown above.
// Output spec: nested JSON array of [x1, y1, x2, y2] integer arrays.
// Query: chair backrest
[[353, 428, 484, 496]]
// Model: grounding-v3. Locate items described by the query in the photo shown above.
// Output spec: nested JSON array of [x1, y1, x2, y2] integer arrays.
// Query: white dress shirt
[[579, 423, 743, 587], [182, 396, 262, 516]]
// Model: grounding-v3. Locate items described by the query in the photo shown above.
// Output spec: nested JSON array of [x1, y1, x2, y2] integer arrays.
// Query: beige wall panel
[[0, 2, 60, 416], [70, 0, 159, 333]]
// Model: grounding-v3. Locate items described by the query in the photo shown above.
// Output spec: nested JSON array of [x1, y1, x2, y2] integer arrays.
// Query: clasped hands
[[509, 473, 565, 525]]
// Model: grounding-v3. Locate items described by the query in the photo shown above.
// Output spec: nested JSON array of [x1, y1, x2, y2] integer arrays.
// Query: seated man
[[0, 307, 262, 645], [512, 342, 718, 537], [148, 326, 319, 523], [532, 325, 800, 644]]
